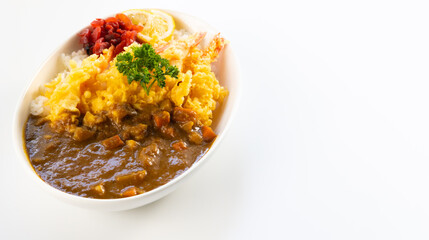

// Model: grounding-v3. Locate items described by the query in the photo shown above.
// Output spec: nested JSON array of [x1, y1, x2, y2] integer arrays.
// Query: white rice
[[173, 29, 190, 40], [61, 49, 87, 71], [30, 49, 87, 116], [30, 96, 49, 116]]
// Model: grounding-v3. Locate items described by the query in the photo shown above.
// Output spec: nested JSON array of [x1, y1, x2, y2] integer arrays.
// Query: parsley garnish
[[115, 44, 179, 95]]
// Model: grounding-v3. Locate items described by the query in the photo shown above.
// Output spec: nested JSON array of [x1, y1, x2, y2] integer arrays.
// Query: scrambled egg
[[39, 32, 227, 130]]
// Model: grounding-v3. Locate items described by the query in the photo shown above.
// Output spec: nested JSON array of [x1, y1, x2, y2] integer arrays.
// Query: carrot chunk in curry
[[101, 135, 125, 149]]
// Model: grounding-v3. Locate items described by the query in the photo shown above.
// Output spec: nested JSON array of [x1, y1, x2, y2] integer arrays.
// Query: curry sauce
[[25, 104, 215, 199]]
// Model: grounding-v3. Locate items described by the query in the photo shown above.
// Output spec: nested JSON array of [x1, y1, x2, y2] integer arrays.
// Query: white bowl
[[13, 10, 240, 211]]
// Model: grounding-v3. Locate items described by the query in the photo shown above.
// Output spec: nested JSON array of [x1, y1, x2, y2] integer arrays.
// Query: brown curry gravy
[[24, 104, 216, 199]]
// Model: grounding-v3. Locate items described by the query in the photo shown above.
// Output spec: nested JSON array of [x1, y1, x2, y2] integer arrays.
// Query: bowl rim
[[12, 9, 241, 208]]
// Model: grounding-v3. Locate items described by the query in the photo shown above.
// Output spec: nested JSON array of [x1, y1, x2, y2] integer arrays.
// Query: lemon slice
[[123, 9, 175, 43]]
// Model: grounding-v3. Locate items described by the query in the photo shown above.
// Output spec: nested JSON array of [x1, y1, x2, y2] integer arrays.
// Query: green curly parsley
[[115, 44, 179, 95]]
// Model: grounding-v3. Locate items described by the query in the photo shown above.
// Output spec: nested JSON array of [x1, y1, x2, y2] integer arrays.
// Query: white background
[[2, 0, 429, 239]]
